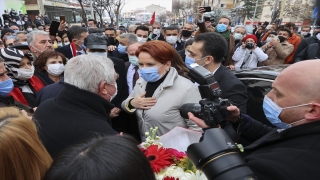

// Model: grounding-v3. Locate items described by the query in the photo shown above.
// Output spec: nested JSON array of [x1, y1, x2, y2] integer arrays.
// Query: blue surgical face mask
[[129, 56, 139, 66], [263, 96, 311, 129], [0, 78, 14, 96], [217, 24, 228, 33], [117, 44, 127, 54], [13, 30, 19, 33], [139, 64, 163, 82], [185, 55, 195, 69]]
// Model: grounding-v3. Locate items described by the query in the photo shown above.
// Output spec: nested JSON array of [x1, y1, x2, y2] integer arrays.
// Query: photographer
[[232, 34, 268, 69], [258, 28, 294, 66], [188, 60, 320, 180]]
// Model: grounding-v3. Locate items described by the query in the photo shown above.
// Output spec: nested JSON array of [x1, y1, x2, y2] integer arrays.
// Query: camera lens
[[180, 103, 202, 119]]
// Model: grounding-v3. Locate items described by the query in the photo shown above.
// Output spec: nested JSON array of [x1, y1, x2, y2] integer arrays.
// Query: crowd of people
[[0, 6, 320, 180]]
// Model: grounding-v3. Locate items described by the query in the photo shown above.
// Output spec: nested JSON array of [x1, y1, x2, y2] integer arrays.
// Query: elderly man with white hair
[[27, 30, 53, 59], [34, 54, 118, 158]]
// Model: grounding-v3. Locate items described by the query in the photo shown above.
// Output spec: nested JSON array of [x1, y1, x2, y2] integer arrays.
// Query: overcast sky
[[122, 0, 172, 11]]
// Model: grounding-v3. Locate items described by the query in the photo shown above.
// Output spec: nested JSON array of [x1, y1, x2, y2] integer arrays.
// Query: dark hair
[[194, 32, 227, 63], [184, 38, 194, 48], [218, 15, 231, 25], [284, 22, 296, 29], [34, 50, 67, 74], [67, 26, 88, 42], [164, 25, 180, 33], [105, 27, 116, 34], [278, 28, 292, 37], [88, 28, 104, 34], [172, 50, 190, 80], [88, 19, 97, 24], [43, 135, 155, 180], [134, 25, 149, 34], [269, 32, 278, 36], [88, 49, 106, 53], [302, 25, 311, 31]]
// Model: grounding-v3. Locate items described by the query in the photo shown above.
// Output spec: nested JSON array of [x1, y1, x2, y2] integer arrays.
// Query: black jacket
[[294, 35, 318, 61], [35, 79, 64, 106], [294, 41, 320, 62], [178, 49, 186, 60], [108, 49, 129, 62], [55, 44, 73, 59], [175, 41, 185, 51], [34, 83, 118, 158], [214, 65, 248, 113], [240, 118, 320, 180]]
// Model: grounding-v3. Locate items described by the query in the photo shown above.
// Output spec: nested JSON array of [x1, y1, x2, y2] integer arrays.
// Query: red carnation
[[167, 148, 186, 160], [163, 177, 179, 180], [143, 145, 173, 173]]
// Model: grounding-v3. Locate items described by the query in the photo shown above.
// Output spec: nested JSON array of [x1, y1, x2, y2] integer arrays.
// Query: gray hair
[[234, 25, 247, 35], [27, 30, 50, 46], [120, 33, 138, 45], [128, 25, 137, 29], [13, 31, 27, 42], [64, 54, 115, 93]]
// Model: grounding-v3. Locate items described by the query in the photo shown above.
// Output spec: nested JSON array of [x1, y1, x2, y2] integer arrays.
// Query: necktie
[[132, 66, 139, 88]]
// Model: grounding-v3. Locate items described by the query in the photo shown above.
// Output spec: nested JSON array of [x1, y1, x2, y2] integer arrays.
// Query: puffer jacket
[[258, 41, 294, 66]]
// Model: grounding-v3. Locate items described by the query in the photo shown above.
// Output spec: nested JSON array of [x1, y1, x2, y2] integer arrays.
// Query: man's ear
[[29, 46, 36, 53], [305, 103, 320, 121], [98, 81, 108, 95], [205, 56, 214, 65]]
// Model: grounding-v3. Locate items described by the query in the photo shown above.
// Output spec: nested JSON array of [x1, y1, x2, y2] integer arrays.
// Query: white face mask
[[57, 43, 63, 47], [15, 66, 34, 80], [107, 83, 117, 101], [21, 41, 28, 45], [27, 28, 33, 32], [316, 33, 320, 40], [64, 42, 70, 46], [166, 36, 178, 44], [153, 29, 161, 35], [266, 37, 273, 42], [300, 32, 308, 36], [47, 63, 64, 76], [137, 37, 148, 43]]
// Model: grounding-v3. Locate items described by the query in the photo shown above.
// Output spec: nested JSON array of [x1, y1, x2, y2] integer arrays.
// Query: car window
[[239, 78, 275, 127]]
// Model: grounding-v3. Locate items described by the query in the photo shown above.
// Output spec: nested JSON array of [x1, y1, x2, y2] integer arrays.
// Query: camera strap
[[240, 51, 252, 68]]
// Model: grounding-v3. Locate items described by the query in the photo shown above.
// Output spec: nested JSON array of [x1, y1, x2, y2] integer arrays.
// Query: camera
[[180, 64, 257, 180], [245, 43, 255, 49]]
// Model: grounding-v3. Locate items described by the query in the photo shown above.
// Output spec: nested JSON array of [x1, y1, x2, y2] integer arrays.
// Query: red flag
[[150, 11, 155, 25]]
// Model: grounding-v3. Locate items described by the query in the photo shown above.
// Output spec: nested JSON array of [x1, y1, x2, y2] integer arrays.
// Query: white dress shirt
[[127, 64, 140, 94]]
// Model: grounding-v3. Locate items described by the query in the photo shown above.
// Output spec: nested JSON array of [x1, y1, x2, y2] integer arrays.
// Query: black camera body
[[245, 42, 255, 49], [180, 64, 230, 128], [180, 64, 257, 180]]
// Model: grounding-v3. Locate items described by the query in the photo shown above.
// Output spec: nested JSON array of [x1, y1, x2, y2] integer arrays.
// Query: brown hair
[[34, 50, 67, 74], [135, 40, 190, 79], [219, 15, 231, 25], [284, 22, 296, 29], [302, 25, 311, 30], [0, 107, 52, 180]]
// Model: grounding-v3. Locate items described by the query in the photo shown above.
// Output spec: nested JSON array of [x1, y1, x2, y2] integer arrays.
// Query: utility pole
[[90, 0, 94, 19], [272, 0, 280, 22], [251, 0, 259, 26]]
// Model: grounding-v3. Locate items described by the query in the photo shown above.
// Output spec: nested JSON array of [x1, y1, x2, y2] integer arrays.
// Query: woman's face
[[20, 57, 32, 69], [44, 56, 63, 71], [138, 52, 171, 75]]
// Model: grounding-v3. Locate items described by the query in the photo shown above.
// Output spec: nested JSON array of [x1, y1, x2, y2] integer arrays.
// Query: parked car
[[233, 65, 290, 127]]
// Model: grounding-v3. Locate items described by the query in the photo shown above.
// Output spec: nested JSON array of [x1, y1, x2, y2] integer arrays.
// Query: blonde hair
[[0, 107, 52, 180]]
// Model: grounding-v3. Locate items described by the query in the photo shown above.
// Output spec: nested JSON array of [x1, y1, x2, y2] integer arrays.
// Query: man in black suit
[[188, 32, 248, 112], [55, 26, 88, 59], [34, 54, 118, 158]]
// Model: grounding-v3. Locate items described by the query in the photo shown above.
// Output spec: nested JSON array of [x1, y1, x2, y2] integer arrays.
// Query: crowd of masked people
[[0, 6, 320, 180]]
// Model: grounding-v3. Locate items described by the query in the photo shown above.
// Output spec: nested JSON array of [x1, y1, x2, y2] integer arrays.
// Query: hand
[[188, 112, 210, 128], [108, 45, 117, 51], [227, 65, 235, 70], [130, 92, 157, 110], [198, 7, 205, 19], [241, 42, 246, 48], [58, 20, 66, 31], [110, 107, 121, 118]]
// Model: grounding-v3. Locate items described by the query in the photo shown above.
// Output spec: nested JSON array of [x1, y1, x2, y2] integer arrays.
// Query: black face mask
[[82, 25, 85, 27], [181, 30, 192, 37], [107, 37, 116, 46], [278, 36, 286, 43]]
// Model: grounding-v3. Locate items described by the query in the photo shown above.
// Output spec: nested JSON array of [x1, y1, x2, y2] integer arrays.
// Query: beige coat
[[258, 41, 294, 66], [121, 67, 202, 141]]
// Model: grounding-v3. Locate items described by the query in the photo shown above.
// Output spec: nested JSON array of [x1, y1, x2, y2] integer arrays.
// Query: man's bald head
[[127, 42, 142, 56], [267, 60, 320, 126]]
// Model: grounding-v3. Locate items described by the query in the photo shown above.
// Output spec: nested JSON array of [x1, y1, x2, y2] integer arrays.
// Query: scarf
[[215, 29, 231, 41]]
